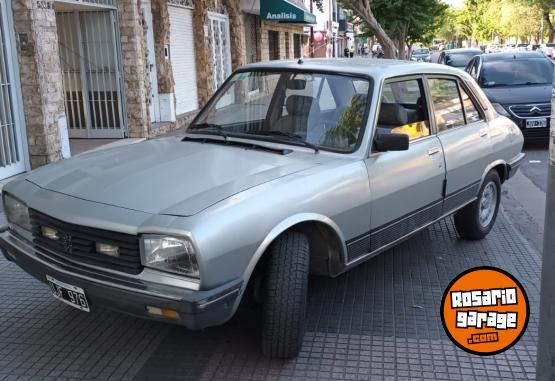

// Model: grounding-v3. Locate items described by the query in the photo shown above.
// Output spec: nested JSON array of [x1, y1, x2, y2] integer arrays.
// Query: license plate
[[46, 275, 90, 312], [525, 119, 547, 128]]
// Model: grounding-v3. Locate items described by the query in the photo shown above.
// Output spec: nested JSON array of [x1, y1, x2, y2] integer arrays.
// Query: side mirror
[[375, 133, 409, 152]]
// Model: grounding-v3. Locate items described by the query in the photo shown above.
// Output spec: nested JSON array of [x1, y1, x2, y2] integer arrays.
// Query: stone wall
[[260, 21, 304, 61], [117, 0, 150, 138], [152, 0, 174, 94], [12, 0, 64, 168]]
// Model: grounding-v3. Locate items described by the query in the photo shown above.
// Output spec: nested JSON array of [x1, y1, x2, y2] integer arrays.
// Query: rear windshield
[[446, 51, 480, 67], [480, 58, 554, 87], [413, 49, 429, 54]]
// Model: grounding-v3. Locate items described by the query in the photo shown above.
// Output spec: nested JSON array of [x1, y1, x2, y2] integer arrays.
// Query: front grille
[[508, 103, 551, 118], [30, 209, 143, 275]]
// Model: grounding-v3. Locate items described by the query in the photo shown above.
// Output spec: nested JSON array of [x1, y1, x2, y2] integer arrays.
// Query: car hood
[[26, 138, 320, 216], [482, 85, 551, 105]]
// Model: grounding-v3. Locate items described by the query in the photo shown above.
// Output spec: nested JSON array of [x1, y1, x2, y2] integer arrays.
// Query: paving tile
[[0, 213, 542, 380]]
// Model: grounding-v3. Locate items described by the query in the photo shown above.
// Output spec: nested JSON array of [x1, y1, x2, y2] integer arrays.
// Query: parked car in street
[[516, 43, 529, 51], [438, 48, 483, 68], [539, 43, 555, 58], [465, 51, 554, 140], [411, 47, 432, 62], [0, 59, 524, 359]]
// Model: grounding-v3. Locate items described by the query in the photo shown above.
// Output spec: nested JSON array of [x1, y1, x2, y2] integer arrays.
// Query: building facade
[[0, 0, 314, 181]]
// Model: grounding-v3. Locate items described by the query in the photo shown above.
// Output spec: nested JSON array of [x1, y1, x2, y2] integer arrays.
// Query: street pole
[[536, 77, 555, 381], [310, 1, 314, 57]]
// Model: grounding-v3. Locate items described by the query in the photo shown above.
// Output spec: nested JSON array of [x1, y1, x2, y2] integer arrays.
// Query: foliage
[[436, 0, 546, 44], [370, 0, 448, 48], [338, 0, 447, 58]]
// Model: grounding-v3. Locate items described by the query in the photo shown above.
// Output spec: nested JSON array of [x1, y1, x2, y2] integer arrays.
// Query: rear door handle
[[479, 128, 488, 137], [428, 147, 442, 156]]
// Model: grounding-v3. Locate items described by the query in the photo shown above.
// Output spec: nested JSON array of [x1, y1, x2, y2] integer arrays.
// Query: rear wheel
[[454, 170, 501, 240], [261, 231, 309, 358]]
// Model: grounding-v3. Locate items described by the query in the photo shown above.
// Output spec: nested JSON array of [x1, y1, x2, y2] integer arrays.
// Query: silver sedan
[[0, 59, 524, 358]]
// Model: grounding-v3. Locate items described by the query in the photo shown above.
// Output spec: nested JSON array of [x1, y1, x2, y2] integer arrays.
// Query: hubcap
[[479, 182, 497, 228]]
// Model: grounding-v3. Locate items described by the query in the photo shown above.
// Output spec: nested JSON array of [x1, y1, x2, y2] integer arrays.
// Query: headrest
[[378, 103, 409, 126], [286, 95, 316, 116]]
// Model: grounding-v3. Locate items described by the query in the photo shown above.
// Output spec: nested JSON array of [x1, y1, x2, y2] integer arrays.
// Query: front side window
[[428, 78, 465, 131], [376, 79, 430, 141], [190, 71, 372, 152]]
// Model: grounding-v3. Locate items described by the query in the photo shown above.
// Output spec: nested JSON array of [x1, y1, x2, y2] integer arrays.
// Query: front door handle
[[428, 147, 442, 156], [479, 128, 488, 137]]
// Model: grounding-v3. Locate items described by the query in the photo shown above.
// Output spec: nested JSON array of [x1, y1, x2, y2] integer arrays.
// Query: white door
[[207, 12, 232, 93], [0, 2, 27, 179], [142, 0, 160, 123], [169, 4, 198, 116]]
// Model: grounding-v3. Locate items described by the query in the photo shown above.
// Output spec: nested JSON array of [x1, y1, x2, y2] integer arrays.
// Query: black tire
[[454, 170, 501, 240], [261, 231, 309, 358]]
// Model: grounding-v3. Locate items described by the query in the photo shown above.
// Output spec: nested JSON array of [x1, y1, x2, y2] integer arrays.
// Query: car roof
[[240, 58, 466, 81], [480, 51, 548, 61], [444, 48, 482, 54]]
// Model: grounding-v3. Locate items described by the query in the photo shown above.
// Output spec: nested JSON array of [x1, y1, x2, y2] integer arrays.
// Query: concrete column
[[117, 0, 150, 137], [11, 0, 64, 168]]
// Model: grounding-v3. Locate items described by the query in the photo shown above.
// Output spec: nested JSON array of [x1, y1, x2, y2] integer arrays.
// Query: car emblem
[[529, 106, 542, 113], [60, 232, 73, 254]]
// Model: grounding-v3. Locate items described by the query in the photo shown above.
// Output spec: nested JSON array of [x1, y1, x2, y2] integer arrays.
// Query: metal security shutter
[[169, 5, 198, 116]]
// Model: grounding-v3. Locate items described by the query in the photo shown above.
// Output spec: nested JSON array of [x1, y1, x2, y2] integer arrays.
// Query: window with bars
[[285, 32, 290, 59], [293, 34, 302, 58], [268, 30, 280, 60]]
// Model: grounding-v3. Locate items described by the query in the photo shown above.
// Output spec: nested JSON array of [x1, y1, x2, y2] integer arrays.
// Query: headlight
[[3, 193, 31, 231], [492, 102, 510, 117], [141, 235, 199, 279]]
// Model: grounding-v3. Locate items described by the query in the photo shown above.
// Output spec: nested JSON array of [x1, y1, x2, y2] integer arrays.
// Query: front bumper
[[506, 115, 550, 140], [0, 229, 242, 330]]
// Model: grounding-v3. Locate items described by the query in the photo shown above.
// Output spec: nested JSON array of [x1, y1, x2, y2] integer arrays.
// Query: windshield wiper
[[187, 123, 228, 140], [248, 131, 319, 153]]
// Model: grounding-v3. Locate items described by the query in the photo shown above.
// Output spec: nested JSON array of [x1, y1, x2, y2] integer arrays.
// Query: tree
[[518, 0, 555, 42], [371, 0, 447, 58], [339, 0, 398, 58], [339, 0, 446, 59]]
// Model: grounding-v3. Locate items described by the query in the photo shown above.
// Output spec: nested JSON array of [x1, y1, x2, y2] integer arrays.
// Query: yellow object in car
[[391, 121, 430, 140]]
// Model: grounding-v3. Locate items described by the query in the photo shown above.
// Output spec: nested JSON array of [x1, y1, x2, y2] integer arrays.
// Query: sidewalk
[[0, 207, 539, 380]]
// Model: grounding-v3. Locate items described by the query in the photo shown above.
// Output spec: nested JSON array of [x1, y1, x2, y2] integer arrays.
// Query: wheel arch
[[480, 160, 508, 189], [231, 213, 347, 314]]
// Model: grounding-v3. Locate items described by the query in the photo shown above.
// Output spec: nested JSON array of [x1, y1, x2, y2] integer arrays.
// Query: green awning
[[260, 0, 316, 24]]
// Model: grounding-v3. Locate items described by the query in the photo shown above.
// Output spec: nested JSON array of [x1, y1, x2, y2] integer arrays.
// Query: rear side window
[[459, 87, 482, 123], [427, 78, 465, 131]]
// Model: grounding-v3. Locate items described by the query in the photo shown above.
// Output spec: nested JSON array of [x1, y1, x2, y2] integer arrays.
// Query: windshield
[[446, 51, 480, 66], [189, 71, 371, 153], [480, 59, 554, 87], [413, 49, 429, 55]]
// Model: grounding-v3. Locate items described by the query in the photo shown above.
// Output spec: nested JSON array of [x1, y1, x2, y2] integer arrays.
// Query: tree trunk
[[151, 0, 174, 94], [544, 11, 554, 43], [342, 0, 397, 58]]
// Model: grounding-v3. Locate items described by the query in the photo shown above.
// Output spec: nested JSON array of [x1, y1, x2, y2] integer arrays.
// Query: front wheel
[[261, 231, 309, 358], [454, 170, 501, 240]]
